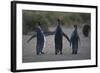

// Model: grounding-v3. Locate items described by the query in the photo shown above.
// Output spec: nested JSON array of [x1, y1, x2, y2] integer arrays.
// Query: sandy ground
[[22, 27, 91, 63]]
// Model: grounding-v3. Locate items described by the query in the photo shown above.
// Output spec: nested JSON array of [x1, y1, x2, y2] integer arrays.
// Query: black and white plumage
[[27, 25, 55, 55]]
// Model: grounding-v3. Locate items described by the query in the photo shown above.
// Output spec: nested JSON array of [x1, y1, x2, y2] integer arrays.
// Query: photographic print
[[11, 1, 97, 72], [22, 10, 91, 63]]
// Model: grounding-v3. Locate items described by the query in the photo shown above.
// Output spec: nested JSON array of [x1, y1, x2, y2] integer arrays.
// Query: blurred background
[[22, 10, 91, 35]]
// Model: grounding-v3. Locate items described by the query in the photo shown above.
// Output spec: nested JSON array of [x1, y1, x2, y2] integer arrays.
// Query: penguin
[[27, 22, 45, 55], [54, 19, 70, 55], [70, 25, 80, 54]]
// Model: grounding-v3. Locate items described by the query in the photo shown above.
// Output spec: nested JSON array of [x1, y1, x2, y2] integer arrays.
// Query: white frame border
[[16, 3, 96, 70]]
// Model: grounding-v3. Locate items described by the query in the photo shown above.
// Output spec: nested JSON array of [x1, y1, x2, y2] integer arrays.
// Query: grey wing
[[27, 34, 37, 43], [78, 34, 80, 42], [63, 32, 70, 43], [44, 31, 55, 36]]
